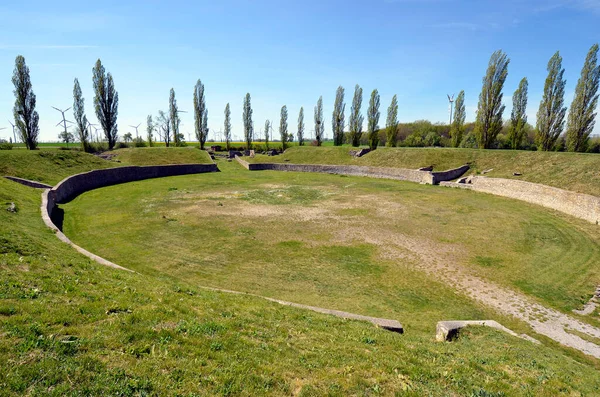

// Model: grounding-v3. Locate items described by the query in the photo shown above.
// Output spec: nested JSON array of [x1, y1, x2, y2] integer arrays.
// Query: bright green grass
[[106, 147, 213, 165], [61, 159, 600, 324], [0, 150, 114, 185], [2, 177, 600, 395], [248, 146, 600, 196]]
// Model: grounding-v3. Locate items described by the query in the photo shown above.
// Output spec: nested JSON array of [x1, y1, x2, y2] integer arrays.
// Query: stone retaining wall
[[4, 176, 53, 189], [236, 156, 470, 185], [43, 163, 218, 230], [442, 176, 600, 224], [40, 163, 218, 272]]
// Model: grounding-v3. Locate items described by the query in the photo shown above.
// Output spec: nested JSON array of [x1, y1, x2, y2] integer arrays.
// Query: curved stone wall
[[40, 163, 218, 272], [236, 156, 470, 185], [442, 176, 600, 224]]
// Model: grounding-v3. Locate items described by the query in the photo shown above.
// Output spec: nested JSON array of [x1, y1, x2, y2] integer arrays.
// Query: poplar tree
[[280, 105, 288, 150], [73, 78, 89, 152], [314, 96, 324, 146], [243, 93, 253, 149], [297, 107, 305, 146], [12, 56, 39, 150], [536, 52, 567, 151], [92, 59, 118, 149], [264, 119, 271, 150], [450, 90, 466, 147], [508, 78, 528, 149], [146, 114, 154, 147], [474, 50, 510, 149], [349, 84, 364, 147], [224, 103, 231, 150], [332, 86, 345, 146], [367, 89, 380, 150], [385, 95, 398, 147], [566, 44, 600, 152], [193, 79, 208, 149], [169, 88, 181, 145]]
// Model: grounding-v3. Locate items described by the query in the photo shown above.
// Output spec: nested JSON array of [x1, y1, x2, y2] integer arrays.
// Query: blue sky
[[0, 0, 599, 142]]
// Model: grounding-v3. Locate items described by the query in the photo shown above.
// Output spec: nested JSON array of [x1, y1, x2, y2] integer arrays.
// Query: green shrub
[[0, 141, 14, 150]]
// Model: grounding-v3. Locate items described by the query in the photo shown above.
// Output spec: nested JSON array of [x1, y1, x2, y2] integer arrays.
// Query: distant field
[[248, 146, 600, 196]]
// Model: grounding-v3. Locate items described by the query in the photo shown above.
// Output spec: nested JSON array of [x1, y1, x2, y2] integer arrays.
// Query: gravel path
[[347, 230, 600, 358]]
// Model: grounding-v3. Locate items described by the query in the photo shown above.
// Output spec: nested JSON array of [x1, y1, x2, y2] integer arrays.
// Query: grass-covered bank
[[249, 146, 600, 196], [105, 147, 214, 166], [0, 148, 213, 186], [0, 150, 113, 185]]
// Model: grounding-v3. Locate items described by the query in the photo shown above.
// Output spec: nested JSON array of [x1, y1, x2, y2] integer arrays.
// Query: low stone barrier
[[236, 156, 469, 185], [436, 320, 539, 344], [4, 176, 53, 189], [442, 176, 600, 224]]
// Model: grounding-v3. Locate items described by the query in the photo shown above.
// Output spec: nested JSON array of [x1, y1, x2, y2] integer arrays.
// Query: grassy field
[[3, 149, 600, 394], [105, 147, 213, 166], [248, 146, 600, 197]]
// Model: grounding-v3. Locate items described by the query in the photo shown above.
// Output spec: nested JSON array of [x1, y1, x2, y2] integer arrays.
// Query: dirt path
[[341, 228, 600, 358]]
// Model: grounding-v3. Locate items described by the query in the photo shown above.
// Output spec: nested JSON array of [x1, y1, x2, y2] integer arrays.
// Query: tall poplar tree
[[193, 79, 208, 149], [508, 78, 528, 149], [566, 44, 600, 152], [73, 78, 89, 152], [92, 59, 118, 149], [169, 88, 181, 145], [314, 96, 324, 146], [146, 114, 154, 147], [385, 95, 398, 147], [332, 86, 345, 146], [279, 105, 288, 150], [349, 84, 364, 147], [450, 90, 466, 147], [264, 119, 271, 150], [474, 50, 510, 149], [367, 89, 380, 150], [243, 93, 253, 149], [224, 103, 231, 150], [536, 51, 567, 151], [297, 107, 305, 146], [12, 55, 39, 150]]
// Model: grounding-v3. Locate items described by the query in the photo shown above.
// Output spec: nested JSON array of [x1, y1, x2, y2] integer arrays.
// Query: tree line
[[9, 44, 599, 153]]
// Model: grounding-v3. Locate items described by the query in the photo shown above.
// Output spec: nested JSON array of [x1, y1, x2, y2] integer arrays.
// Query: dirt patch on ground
[[173, 187, 600, 358]]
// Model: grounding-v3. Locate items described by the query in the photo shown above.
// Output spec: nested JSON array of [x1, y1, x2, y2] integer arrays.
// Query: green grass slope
[[249, 147, 600, 196], [107, 147, 213, 165], [0, 150, 113, 185], [2, 171, 600, 394]]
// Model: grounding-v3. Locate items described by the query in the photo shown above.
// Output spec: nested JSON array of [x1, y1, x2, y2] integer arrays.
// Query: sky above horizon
[[0, 0, 599, 143]]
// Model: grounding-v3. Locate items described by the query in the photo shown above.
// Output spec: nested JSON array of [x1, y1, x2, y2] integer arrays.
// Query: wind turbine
[[447, 94, 455, 125], [0, 127, 7, 142], [52, 106, 74, 145], [129, 123, 141, 139], [8, 120, 17, 143]]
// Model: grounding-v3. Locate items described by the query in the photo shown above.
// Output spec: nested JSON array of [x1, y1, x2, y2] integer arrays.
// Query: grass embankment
[[249, 146, 600, 196], [0, 148, 213, 186], [106, 147, 213, 166], [0, 150, 113, 185], [3, 167, 600, 394]]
